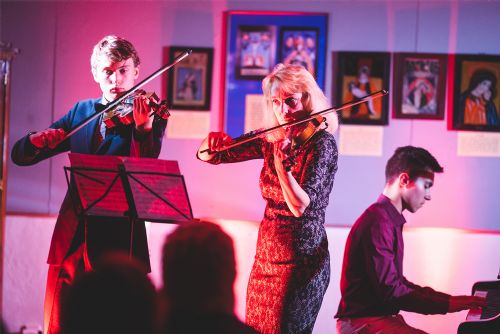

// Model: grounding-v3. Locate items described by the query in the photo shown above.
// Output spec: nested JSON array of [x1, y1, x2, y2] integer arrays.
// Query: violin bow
[[64, 49, 192, 139], [201, 89, 388, 154]]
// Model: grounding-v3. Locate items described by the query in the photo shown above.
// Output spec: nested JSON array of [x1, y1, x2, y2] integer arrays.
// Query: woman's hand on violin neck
[[273, 140, 291, 174], [133, 94, 154, 133], [29, 128, 66, 149], [273, 141, 311, 217]]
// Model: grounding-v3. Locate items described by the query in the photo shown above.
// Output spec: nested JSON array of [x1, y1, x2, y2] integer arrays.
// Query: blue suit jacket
[[11, 98, 167, 270]]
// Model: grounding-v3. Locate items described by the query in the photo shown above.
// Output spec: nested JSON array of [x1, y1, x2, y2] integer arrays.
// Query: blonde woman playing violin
[[11, 35, 167, 334], [197, 64, 338, 334]]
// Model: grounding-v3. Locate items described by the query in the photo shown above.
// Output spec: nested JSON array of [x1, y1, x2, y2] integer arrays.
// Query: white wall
[[3, 0, 500, 231], [3, 215, 499, 333]]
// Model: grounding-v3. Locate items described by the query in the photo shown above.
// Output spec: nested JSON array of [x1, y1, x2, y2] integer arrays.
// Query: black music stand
[[64, 153, 193, 258]]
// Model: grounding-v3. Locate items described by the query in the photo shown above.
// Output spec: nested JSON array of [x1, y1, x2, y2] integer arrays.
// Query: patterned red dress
[[203, 130, 338, 334]]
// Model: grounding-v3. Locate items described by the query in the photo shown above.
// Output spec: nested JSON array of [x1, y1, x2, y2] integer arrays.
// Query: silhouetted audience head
[[0, 319, 7, 334], [60, 251, 158, 334], [162, 220, 236, 314], [160, 220, 259, 334]]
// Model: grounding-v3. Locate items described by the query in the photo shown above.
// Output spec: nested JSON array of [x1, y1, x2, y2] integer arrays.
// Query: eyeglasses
[[272, 95, 301, 109]]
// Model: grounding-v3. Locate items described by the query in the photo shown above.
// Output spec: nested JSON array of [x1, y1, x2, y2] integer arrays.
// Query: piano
[[457, 278, 500, 334]]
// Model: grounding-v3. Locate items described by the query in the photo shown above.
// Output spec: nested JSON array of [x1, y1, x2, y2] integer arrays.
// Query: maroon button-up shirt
[[335, 195, 450, 318]]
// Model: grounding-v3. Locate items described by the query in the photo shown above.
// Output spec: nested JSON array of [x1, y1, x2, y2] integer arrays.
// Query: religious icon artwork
[[393, 53, 447, 120], [452, 54, 500, 132], [236, 25, 276, 79], [334, 51, 390, 125], [279, 27, 319, 77]]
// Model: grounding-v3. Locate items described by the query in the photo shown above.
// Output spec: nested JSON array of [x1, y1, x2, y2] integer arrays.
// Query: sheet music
[[123, 157, 191, 221], [122, 156, 180, 174], [125, 166, 192, 222], [69, 154, 128, 216], [68, 153, 193, 222]]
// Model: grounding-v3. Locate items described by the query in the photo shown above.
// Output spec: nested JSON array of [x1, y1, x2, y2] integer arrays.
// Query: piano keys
[[457, 279, 500, 334]]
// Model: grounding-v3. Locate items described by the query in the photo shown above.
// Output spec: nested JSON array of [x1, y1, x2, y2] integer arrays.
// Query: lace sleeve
[[197, 138, 265, 164]]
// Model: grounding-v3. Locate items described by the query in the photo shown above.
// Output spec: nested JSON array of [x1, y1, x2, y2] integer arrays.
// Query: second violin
[[101, 90, 170, 129], [63, 48, 191, 140]]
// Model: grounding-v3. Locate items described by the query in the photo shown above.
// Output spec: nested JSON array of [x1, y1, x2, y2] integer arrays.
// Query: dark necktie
[[92, 116, 104, 150]]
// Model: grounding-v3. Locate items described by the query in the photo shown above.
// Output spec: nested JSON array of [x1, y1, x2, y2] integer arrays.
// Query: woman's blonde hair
[[261, 63, 338, 142]]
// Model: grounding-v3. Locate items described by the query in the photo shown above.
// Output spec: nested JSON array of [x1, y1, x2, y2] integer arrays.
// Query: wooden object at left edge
[[0, 42, 19, 317]]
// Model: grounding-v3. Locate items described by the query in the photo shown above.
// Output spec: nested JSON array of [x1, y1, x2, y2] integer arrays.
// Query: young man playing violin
[[11, 35, 167, 334]]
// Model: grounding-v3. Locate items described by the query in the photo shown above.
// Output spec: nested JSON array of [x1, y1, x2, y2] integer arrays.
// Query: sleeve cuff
[[25, 132, 41, 156]]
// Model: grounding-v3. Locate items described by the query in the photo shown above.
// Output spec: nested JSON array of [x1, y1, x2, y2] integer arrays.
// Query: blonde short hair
[[90, 35, 140, 74], [261, 64, 338, 142]]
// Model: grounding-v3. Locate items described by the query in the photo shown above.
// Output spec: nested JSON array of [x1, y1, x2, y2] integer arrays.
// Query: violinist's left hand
[[133, 94, 155, 133], [273, 139, 292, 174], [273, 138, 310, 217]]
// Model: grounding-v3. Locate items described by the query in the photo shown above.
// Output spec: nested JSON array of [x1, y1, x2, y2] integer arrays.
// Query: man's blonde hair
[[90, 35, 140, 74]]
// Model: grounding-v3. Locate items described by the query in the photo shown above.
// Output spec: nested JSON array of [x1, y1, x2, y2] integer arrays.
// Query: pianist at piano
[[335, 146, 486, 334]]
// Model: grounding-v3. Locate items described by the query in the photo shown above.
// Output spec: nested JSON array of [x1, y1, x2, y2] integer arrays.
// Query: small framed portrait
[[167, 46, 213, 110], [393, 53, 447, 120], [452, 54, 500, 131], [236, 25, 276, 79], [333, 51, 390, 125], [279, 27, 319, 77]]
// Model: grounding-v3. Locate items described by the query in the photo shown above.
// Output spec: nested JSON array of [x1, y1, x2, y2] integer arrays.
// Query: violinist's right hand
[[197, 131, 232, 161], [29, 128, 66, 150], [207, 131, 232, 152]]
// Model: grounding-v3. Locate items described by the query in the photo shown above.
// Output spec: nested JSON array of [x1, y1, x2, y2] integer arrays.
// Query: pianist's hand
[[448, 295, 487, 312]]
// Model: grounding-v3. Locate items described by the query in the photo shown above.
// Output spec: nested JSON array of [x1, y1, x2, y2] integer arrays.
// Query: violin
[[101, 90, 170, 129], [200, 90, 388, 155], [287, 115, 327, 151], [281, 115, 327, 171]]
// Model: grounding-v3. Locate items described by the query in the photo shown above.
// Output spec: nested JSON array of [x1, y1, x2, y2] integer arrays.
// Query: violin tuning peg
[[149, 92, 160, 101]]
